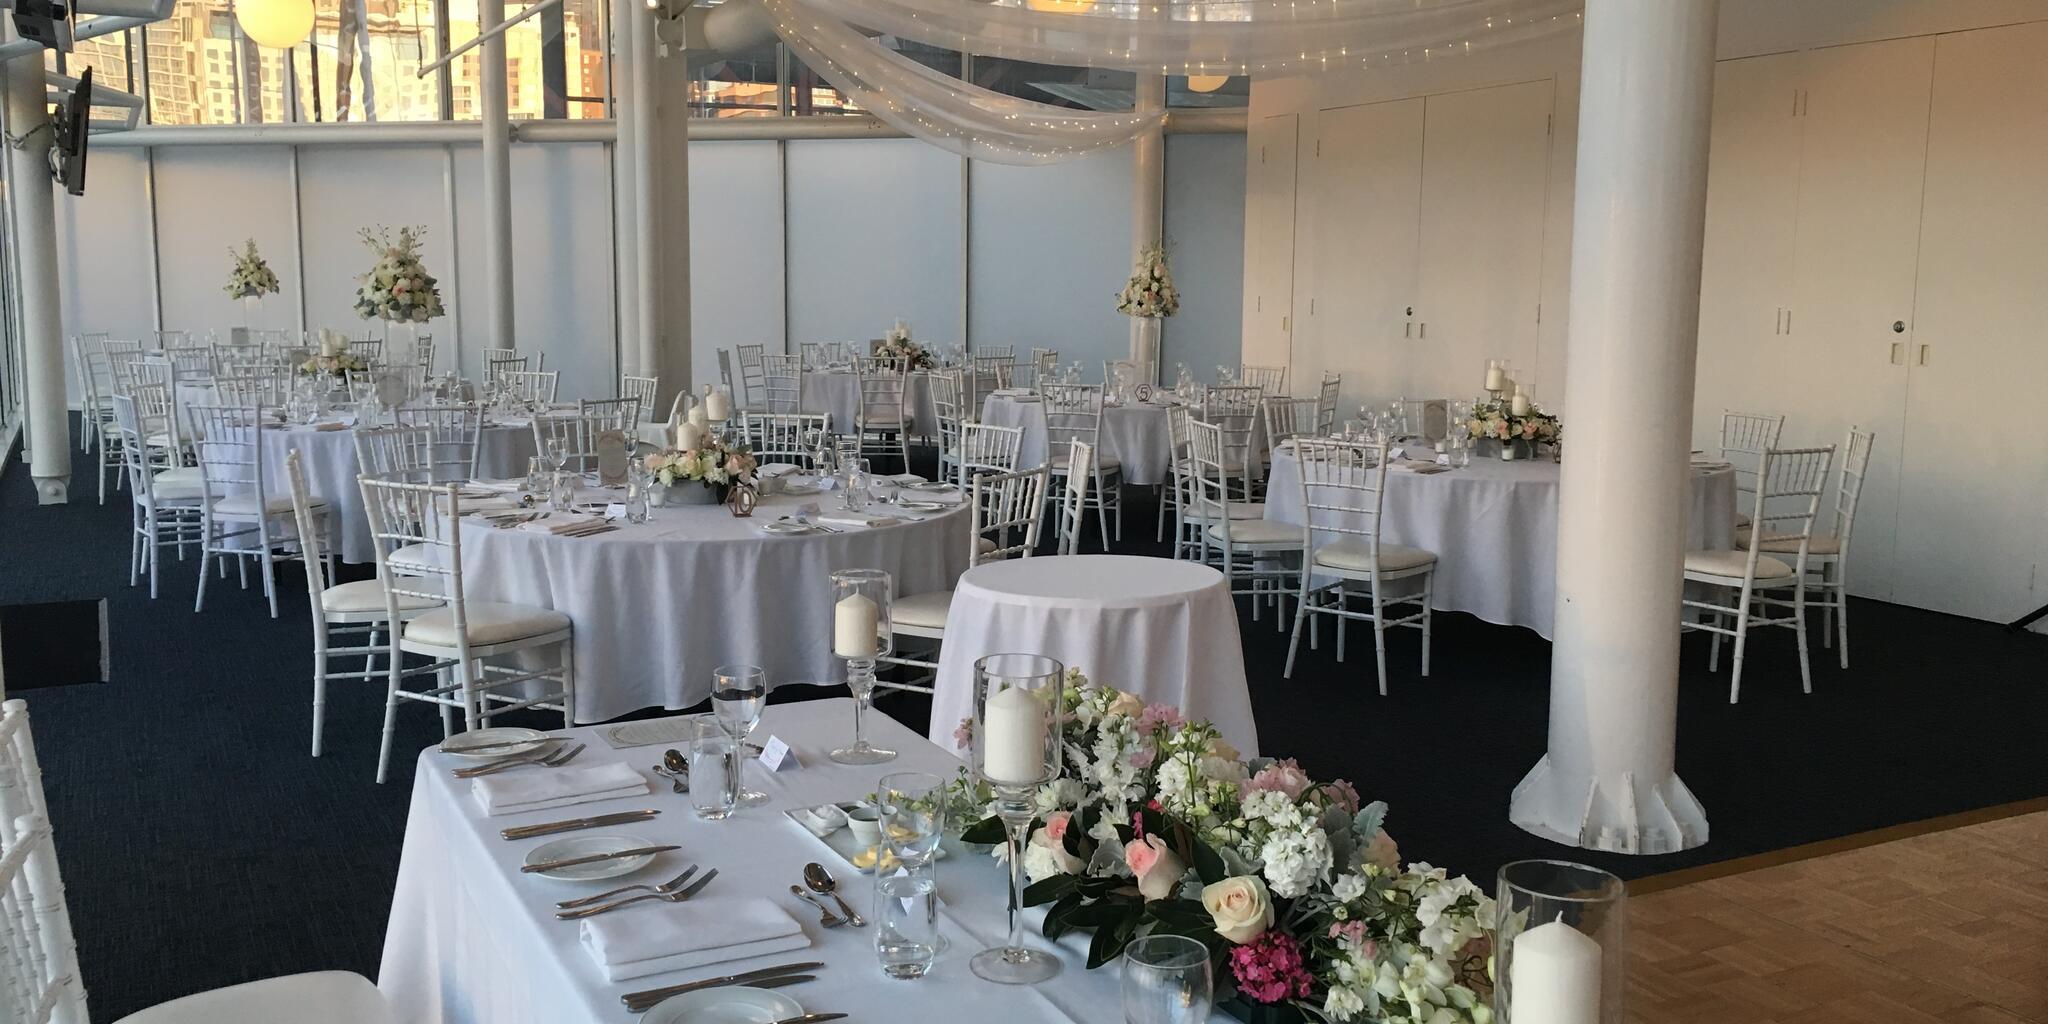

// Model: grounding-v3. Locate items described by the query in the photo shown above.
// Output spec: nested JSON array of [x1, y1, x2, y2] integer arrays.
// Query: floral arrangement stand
[[876, 322, 935, 371], [224, 238, 281, 325], [950, 673, 1496, 1024], [355, 225, 446, 328], [1465, 401, 1560, 462], [643, 435, 757, 506]]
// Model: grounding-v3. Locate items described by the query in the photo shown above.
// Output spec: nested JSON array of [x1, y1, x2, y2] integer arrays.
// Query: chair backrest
[[581, 396, 641, 439], [164, 344, 213, 380], [1316, 372, 1341, 435], [411, 334, 435, 374], [1240, 364, 1286, 394], [1720, 410, 1786, 508], [353, 424, 436, 484], [1057, 439, 1092, 556], [1028, 349, 1059, 388], [0, 699, 89, 1024], [735, 344, 768, 409], [971, 464, 1048, 564], [117, 353, 173, 397], [154, 328, 192, 349], [1185, 419, 1238, 538], [800, 342, 828, 369], [215, 371, 289, 410], [501, 370, 558, 404], [1202, 385, 1264, 479], [716, 350, 737, 402], [762, 355, 804, 414], [620, 375, 659, 421], [928, 368, 966, 468], [347, 338, 385, 365], [742, 412, 831, 468], [1741, 446, 1837, 577], [1290, 437, 1391, 563], [359, 476, 466, 640], [1262, 396, 1321, 445], [285, 449, 335, 618], [1832, 426, 1876, 554], [1041, 384, 1104, 451], [486, 355, 529, 381], [856, 366, 905, 429], [189, 403, 269, 507], [979, 344, 1015, 362], [394, 403, 484, 483], [957, 421, 1026, 485], [970, 354, 1011, 396], [110, 393, 171, 509]]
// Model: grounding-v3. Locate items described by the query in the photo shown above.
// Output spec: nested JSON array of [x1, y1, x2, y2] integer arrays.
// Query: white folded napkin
[[991, 388, 1034, 398], [884, 473, 927, 485], [308, 421, 349, 432], [519, 513, 607, 535], [466, 479, 526, 493], [816, 512, 895, 529], [1389, 459, 1449, 474], [581, 898, 811, 982], [915, 489, 966, 506], [757, 463, 801, 478], [471, 762, 650, 817]]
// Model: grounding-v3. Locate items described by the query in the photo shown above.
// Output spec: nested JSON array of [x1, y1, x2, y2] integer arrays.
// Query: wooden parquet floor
[[1627, 808, 2048, 1022]]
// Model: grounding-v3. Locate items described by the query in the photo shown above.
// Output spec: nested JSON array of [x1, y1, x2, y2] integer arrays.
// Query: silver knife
[[520, 844, 681, 874], [621, 962, 825, 1009], [768, 1015, 846, 1024], [624, 977, 816, 1013], [439, 735, 559, 755], [500, 809, 659, 840]]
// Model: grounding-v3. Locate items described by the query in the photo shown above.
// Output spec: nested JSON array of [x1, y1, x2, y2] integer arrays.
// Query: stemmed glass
[[969, 653, 1065, 985], [712, 665, 769, 806], [1121, 934, 1215, 1024]]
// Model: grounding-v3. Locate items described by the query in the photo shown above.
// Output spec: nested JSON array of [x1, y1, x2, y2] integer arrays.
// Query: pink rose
[[1124, 834, 1186, 901], [1319, 780, 1360, 814], [1043, 810, 1073, 844], [724, 454, 747, 475], [1362, 828, 1400, 872], [643, 453, 670, 470], [1521, 420, 1539, 440], [1246, 759, 1312, 801], [1495, 420, 1511, 439]]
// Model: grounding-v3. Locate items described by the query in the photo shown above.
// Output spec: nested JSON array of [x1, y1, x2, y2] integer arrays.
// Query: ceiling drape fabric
[[757, 0, 1582, 164]]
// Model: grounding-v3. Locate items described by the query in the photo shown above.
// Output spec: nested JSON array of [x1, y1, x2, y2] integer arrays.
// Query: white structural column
[[1128, 73, 1164, 378], [479, 0, 516, 350], [4, 38, 69, 503], [1509, 0, 1718, 854], [609, 0, 640, 376], [614, 2, 691, 408]]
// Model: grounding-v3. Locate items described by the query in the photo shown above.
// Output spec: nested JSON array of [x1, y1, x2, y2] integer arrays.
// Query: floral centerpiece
[[876, 325, 935, 370], [642, 436, 758, 504], [1466, 401, 1559, 460], [223, 239, 280, 300], [353, 225, 446, 324], [1117, 244, 1181, 319], [951, 673, 1495, 1024], [299, 329, 368, 378]]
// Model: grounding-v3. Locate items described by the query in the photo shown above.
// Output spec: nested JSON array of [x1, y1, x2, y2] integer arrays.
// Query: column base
[[1509, 754, 1709, 855], [31, 474, 69, 505]]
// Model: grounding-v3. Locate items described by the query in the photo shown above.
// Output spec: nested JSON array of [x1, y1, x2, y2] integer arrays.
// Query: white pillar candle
[[1511, 391, 1532, 417], [981, 685, 1047, 785], [687, 403, 710, 430], [1486, 365, 1507, 392], [832, 592, 879, 659], [705, 388, 731, 422], [676, 421, 706, 452], [1509, 917, 1602, 1024]]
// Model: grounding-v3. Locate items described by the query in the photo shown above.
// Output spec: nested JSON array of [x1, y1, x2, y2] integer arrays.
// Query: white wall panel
[[785, 139, 962, 348], [152, 146, 299, 336], [969, 149, 1131, 372], [52, 148, 153, 403], [1161, 134, 1245, 382], [296, 146, 453, 354], [688, 141, 783, 401]]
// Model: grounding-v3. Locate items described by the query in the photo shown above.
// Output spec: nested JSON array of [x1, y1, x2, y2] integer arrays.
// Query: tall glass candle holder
[[828, 569, 896, 765], [1494, 860, 1627, 1024], [969, 653, 1065, 985]]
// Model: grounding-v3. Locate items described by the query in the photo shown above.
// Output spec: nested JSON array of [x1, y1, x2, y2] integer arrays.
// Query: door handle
[[1890, 342, 1904, 365], [1917, 344, 1929, 367], [1281, 315, 1289, 333], [1775, 307, 1783, 335], [1418, 322, 1427, 340], [1783, 309, 1791, 334], [1404, 322, 1412, 339]]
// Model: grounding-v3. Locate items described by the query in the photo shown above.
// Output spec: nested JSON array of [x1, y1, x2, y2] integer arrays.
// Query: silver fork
[[555, 866, 698, 910], [556, 868, 719, 920], [454, 742, 585, 778], [788, 885, 845, 928]]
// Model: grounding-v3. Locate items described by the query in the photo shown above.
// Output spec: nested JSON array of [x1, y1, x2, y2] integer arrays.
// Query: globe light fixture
[[1024, 0, 1096, 13], [235, 0, 315, 49], [1187, 74, 1229, 93]]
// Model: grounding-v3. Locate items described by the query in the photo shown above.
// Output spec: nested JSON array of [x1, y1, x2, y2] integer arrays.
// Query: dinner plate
[[902, 482, 956, 493], [640, 986, 802, 1024], [895, 500, 948, 512], [438, 727, 549, 760], [760, 521, 818, 535], [524, 834, 659, 882]]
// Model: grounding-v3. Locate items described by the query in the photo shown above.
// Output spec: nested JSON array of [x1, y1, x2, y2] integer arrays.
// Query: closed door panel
[[1303, 98, 1424, 412], [1894, 22, 2048, 621], [1241, 114, 1299, 371], [1414, 79, 1553, 404], [1787, 35, 1933, 601]]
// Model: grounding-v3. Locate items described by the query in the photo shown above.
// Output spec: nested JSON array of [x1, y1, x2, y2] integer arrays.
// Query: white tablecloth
[[459, 492, 973, 722], [805, 370, 939, 439], [379, 699, 1140, 1024], [1262, 446, 1737, 638], [927, 555, 1257, 758], [977, 396, 1175, 486]]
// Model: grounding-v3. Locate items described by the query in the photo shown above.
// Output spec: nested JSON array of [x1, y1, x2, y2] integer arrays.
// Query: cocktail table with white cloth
[[925, 554, 1257, 757], [457, 490, 972, 722], [1263, 443, 1738, 638], [978, 393, 1176, 485], [380, 699, 1141, 1024], [806, 369, 939, 438]]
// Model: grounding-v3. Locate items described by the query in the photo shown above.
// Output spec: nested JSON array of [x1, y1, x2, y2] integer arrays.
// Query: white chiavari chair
[[74, 340, 126, 501], [882, 464, 1049, 691], [928, 368, 968, 484], [215, 371, 290, 410], [1315, 372, 1341, 435], [1684, 444, 1836, 702], [486, 355, 529, 382], [1158, 403, 1190, 546], [394, 403, 485, 483], [353, 424, 435, 484], [1239, 364, 1287, 394], [736, 344, 768, 411], [1042, 383, 1122, 546], [1056, 439, 1092, 556], [620, 375, 659, 421], [359, 477, 575, 782], [70, 336, 103, 453], [1189, 419, 1301, 628], [481, 346, 516, 366], [762, 354, 804, 414], [127, 381, 186, 473], [1166, 404, 1264, 559], [582, 396, 641, 437], [742, 412, 831, 468], [1719, 410, 1785, 528], [347, 338, 385, 367], [956, 421, 1025, 486], [501, 369, 559, 404], [800, 342, 828, 369], [288, 450, 437, 765], [410, 334, 435, 374], [1028, 348, 1060, 388], [855, 363, 909, 472], [189, 403, 334, 618], [164, 343, 214, 384], [154, 328, 193, 349], [0, 699, 88, 1024], [210, 341, 267, 376], [970, 353, 1011, 402], [979, 344, 1015, 364], [1282, 438, 1437, 688], [1262, 396, 1321, 445], [1202, 385, 1265, 499], [1757, 425, 1874, 669], [112, 393, 204, 599]]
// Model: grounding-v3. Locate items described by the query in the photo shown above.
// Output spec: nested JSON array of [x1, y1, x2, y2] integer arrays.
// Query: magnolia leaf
[[960, 815, 1007, 846], [1352, 801, 1388, 840], [1086, 910, 1142, 970], [1023, 873, 1079, 907], [1218, 845, 1258, 879], [1042, 892, 1083, 940], [1191, 835, 1228, 885]]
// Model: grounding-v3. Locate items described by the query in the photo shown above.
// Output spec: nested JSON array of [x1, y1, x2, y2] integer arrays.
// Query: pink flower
[[1136, 703, 1183, 733], [1124, 834, 1186, 901], [1319, 780, 1360, 814], [1521, 420, 1539, 440], [1328, 920, 1367, 946], [1246, 759, 1312, 801], [1128, 748, 1155, 771], [1495, 420, 1511, 439], [952, 717, 973, 751], [724, 454, 748, 475], [1043, 810, 1073, 844], [643, 453, 670, 471], [1362, 829, 1400, 872], [1228, 933, 1313, 1004]]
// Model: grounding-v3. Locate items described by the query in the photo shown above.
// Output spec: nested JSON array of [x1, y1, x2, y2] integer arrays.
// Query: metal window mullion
[[435, 0, 452, 120]]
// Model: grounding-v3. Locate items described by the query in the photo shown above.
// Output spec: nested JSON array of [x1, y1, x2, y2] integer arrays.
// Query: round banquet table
[[804, 369, 938, 438], [1262, 444, 1737, 639], [927, 554, 1258, 757], [978, 394, 1176, 485], [460, 491, 973, 722]]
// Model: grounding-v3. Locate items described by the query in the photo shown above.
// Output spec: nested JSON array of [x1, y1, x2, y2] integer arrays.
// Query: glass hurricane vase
[[1494, 859, 1627, 1024], [969, 653, 1065, 985], [828, 569, 896, 765]]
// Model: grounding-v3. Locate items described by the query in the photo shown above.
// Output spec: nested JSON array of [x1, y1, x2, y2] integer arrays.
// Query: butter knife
[[520, 844, 680, 874], [624, 977, 815, 1014], [500, 809, 659, 840], [620, 962, 825, 1010]]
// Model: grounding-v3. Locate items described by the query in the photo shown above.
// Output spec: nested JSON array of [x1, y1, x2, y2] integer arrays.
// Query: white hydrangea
[[1258, 823, 1331, 898], [1020, 838, 1066, 883], [1241, 788, 1305, 830], [1332, 872, 1370, 902]]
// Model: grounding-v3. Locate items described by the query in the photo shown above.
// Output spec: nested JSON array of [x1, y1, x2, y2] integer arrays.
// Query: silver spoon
[[650, 764, 688, 793], [803, 862, 867, 926], [661, 748, 691, 792]]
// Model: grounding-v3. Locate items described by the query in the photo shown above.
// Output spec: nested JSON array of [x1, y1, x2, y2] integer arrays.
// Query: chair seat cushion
[[1205, 519, 1300, 546], [404, 601, 571, 647], [1732, 511, 1752, 529], [1311, 539, 1437, 574], [892, 590, 953, 630], [150, 467, 206, 501], [112, 970, 392, 1024], [975, 537, 998, 556], [1684, 549, 1794, 581], [321, 579, 441, 615], [1734, 526, 1841, 555], [144, 431, 178, 448], [1053, 453, 1121, 472], [214, 492, 326, 517], [1185, 501, 1265, 521]]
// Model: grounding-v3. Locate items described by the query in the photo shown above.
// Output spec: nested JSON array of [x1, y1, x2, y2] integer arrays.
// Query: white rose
[[1200, 875, 1273, 944]]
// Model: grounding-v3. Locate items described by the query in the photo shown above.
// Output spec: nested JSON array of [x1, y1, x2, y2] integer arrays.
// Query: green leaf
[[1191, 836, 1228, 885], [1042, 892, 1083, 940], [1064, 897, 1136, 929], [1022, 874, 1079, 907], [1352, 801, 1388, 839], [960, 816, 1007, 845], [1087, 911, 1143, 969]]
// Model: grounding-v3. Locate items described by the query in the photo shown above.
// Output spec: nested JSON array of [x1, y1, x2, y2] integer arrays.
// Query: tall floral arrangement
[[952, 674, 1495, 1024], [223, 239, 281, 300], [354, 225, 446, 324], [1117, 244, 1181, 319]]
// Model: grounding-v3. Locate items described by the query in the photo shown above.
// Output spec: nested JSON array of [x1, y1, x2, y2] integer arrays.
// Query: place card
[[1389, 446, 1406, 461], [1435, 453, 1452, 467], [602, 503, 627, 521], [758, 735, 797, 771]]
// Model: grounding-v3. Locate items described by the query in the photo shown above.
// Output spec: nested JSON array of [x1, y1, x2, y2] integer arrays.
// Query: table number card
[[595, 429, 629, 487], [758, 735, 797, 771]]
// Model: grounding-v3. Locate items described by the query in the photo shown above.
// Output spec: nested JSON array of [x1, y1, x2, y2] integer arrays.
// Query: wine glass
[[1121, 935, 1214, 1024], [712, 665, 769, 806], [543, 435, 570, 476]]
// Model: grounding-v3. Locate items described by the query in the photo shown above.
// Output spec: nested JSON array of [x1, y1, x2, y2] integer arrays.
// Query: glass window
[[688, 54, 780, 118]]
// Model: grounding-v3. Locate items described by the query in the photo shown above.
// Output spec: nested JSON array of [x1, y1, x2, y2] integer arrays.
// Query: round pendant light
[[236, 0, 316, 50], [1024, 0, 1096, 13], [1187, 74, 1229, 93]]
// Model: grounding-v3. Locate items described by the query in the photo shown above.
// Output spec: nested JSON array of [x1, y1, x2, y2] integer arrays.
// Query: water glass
[[875, 866, 939, 979], [877, 771, 945, 865], [1121, 934, 1214, 1024], [624, 465, 651, 524], [713, 665, 768, 806], [688, 719, 737, 820], [548, 470, 576, 512]]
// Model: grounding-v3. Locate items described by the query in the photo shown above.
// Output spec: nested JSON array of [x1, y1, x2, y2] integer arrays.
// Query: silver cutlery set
[[619, 961, 836, 1015], [451, 742, 586, 778]]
